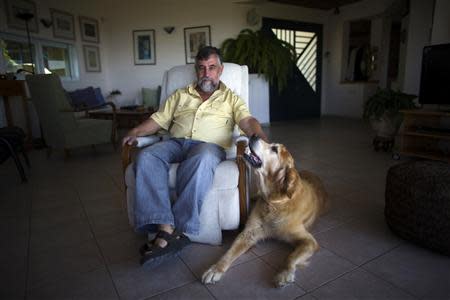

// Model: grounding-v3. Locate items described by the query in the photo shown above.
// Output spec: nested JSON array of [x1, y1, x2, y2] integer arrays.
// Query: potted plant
[[363, 88, 417, 150], [220, 29, 297, 92]]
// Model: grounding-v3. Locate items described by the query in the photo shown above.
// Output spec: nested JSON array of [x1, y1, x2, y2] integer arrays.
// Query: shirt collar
[[188, 81, 228, 101]]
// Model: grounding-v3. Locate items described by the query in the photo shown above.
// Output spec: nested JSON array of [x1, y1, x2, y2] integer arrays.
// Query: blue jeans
[[134, 138, 225, 235]]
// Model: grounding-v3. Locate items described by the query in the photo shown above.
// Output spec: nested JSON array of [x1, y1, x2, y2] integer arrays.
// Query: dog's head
[[244, 135, 297, 197]]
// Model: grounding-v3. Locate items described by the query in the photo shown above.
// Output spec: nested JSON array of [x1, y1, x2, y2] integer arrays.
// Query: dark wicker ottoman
[[385, 160, 450, 256]]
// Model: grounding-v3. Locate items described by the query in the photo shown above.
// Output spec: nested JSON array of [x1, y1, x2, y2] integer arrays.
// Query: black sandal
[[139, 231, 191, 267]]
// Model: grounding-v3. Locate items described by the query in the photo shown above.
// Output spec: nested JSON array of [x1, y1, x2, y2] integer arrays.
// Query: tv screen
[[419, 43, 450, 105]]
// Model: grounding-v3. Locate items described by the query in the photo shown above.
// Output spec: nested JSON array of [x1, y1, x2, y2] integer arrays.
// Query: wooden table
[[89, 108, 154, 128], [0, 80, 32, 144]]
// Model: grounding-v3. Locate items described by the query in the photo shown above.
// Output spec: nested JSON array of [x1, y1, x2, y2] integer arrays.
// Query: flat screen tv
[[419, 43, 450, 106]]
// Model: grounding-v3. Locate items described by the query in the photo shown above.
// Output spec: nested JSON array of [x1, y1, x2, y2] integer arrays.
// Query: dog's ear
[[283, 167, 298, 198]]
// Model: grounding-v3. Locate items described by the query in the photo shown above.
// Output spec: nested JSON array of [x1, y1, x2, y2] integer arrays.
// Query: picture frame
[[133, 29, 156, 65], [83, 45, 101, 72], [79, 16, 99, 43], [4, 0, 39, 33], [184, 26, 211, 64], [50, 9, 75, 40]]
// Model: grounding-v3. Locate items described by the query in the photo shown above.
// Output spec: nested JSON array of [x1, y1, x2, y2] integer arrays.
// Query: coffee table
[[89, 108, 154, 128]]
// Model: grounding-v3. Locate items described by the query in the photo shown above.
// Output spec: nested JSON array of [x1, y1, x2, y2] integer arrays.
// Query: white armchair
[[122, 63, 250, 245]]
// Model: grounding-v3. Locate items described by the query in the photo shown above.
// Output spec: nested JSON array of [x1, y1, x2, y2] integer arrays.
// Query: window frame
[[0, 32, 79, 81]]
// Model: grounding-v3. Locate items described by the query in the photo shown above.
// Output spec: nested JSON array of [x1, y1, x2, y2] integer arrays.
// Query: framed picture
[[50, 9, 75, 40], [79, 16, 99, 43], [83, 45, 101, 72], [133, 30, 156, 65], [184, 26, 211, 64], [4, 0, 39, 32]]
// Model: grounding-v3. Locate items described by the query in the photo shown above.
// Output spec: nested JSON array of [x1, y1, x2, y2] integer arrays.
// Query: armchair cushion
[[68, 86, 105, 109], [142, 87, 160, 109]]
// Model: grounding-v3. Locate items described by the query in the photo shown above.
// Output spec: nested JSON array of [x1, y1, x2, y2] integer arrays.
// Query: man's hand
[[238, 117, 269, 143], [121, 118, 162, 147], [122, 135, 138, 147]]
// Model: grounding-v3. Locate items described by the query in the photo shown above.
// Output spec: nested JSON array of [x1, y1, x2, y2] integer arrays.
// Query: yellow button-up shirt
[[151, 82, 251, 148]]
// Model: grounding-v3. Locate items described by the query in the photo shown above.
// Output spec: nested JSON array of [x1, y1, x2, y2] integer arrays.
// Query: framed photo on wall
[[5, 0, 39, 32], [79, 16, 99, 43], [184, 25, 211, 64], [83, 45, 101, 72], [133, 30, 156, 65], [50, 9, 75, 40]]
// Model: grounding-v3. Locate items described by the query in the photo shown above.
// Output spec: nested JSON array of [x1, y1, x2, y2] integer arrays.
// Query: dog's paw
[[274, 270, 295, 288], [202, 265, 224, 285]]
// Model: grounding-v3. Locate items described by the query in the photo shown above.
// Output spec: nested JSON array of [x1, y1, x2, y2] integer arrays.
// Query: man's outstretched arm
[[238, 116, 269, 142]]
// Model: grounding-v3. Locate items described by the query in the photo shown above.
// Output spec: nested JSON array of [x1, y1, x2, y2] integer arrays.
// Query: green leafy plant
[[220, 29, 297, 92], [363, 88, 417, 122]]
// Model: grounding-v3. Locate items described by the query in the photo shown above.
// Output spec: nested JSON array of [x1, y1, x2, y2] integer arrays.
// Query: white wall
[[402, 0, 434, 95], [431, 0, 450, 45], [103, 0, 329, 106], [323, 0, 394, 118]]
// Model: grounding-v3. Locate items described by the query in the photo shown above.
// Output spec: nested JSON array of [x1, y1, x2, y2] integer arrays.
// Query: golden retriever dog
[[202, 135, 328, 287]]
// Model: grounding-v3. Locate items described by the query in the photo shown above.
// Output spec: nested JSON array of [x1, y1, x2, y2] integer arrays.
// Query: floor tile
[[89, 210, 131, 238], [260, 247, 357, 292], [179, 240, 257, 279], [27, 267, 119, 300], [311, 268, 415, 299], [28, 239, 104, 289], [363, 243, 450, 299], [149, 281, 214, 300], [0, 117, 447, 299], [30, 218, 94, 252], [110, 257, 195, 300], [97, 230, 146, 265], [204, 258, 305, 299], [316, 212, 402, 265]]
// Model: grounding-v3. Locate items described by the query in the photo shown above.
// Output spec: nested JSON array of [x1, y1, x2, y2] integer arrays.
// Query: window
[[42, 45, 72, 77], [272, 28, 318, 91], [3, 39, 35, 74], [1, 34, 78, 80]]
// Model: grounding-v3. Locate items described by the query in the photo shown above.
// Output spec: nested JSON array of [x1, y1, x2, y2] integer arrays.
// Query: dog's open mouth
[[244, 146, 262, 168]]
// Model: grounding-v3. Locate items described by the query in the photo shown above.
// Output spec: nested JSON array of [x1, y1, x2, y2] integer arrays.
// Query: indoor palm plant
[[220, 29, 297, 92], [363, 88, 417, 137]]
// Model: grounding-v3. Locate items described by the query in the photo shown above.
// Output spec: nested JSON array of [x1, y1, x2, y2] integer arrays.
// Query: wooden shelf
[[398, 109, 450, 162], [403, 130, 450, 140]]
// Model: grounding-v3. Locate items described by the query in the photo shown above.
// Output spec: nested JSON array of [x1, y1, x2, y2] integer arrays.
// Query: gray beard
[[198, 78, 219, 93]]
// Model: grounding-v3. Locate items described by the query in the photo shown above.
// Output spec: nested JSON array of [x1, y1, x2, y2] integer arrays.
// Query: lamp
[[163, 26, 175, 34], [15, 12, 35, 74], [40, 18, 53, 28]]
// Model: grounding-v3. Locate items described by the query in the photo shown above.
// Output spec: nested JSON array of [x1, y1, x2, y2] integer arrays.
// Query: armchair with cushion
[[122, 63, 250, 245], [26, 74, 117, 157]]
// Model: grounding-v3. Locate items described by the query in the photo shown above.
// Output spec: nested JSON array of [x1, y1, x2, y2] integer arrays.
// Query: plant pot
[[370, 114, 399, 138]]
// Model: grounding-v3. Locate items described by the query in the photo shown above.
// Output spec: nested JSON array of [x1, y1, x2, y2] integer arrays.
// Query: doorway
[[262, 18, 323, 121]]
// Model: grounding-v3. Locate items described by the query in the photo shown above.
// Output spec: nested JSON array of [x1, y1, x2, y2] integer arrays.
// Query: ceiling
[[269, 0, 363, 10]]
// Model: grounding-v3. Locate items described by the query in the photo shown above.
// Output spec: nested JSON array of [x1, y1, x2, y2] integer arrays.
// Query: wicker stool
[[385, 160, 450, 256]]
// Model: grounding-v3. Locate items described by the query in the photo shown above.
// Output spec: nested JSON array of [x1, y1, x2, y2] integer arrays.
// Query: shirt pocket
[[205, 106, 234, 129]]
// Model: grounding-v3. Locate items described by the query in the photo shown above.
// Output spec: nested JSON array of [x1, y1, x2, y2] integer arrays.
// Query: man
[[122, 46, 268, 266]]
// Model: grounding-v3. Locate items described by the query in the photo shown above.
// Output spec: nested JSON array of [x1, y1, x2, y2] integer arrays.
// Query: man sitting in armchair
[[122, 46, 268, 266]]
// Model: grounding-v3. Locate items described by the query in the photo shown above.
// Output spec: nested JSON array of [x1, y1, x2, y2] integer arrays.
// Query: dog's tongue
[[244, 150, 262, 168]]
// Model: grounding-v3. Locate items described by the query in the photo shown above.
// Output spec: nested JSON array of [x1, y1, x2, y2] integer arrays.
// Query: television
[[419, 43, 450, 106]]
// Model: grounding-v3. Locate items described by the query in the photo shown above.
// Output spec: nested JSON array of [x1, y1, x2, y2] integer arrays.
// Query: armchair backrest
[[159, 63, 249, 107], [26, 74, 77, 147]]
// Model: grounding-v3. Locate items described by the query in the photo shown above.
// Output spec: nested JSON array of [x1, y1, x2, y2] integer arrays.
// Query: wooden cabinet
[[398, 109, 450, 162]]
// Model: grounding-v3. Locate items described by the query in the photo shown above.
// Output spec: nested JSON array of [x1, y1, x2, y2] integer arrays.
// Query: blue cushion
[[68, 87, 105, 109]]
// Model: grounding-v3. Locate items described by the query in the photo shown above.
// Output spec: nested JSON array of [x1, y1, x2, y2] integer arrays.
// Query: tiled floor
[[2, 117, 450, 300]]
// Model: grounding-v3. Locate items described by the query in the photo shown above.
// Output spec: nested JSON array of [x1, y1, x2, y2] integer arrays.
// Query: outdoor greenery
[[220, 29, 297, 92]]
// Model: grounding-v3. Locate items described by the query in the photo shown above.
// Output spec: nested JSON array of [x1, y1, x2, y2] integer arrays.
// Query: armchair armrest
[[236, 136, 249, 226], [121, 135, 165, 174]]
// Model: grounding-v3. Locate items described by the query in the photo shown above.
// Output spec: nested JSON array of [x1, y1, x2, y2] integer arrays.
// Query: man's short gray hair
[[195, 46, 223, 66]]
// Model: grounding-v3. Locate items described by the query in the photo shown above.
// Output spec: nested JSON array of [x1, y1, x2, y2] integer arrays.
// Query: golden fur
[[202, 137, 328, 287]]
